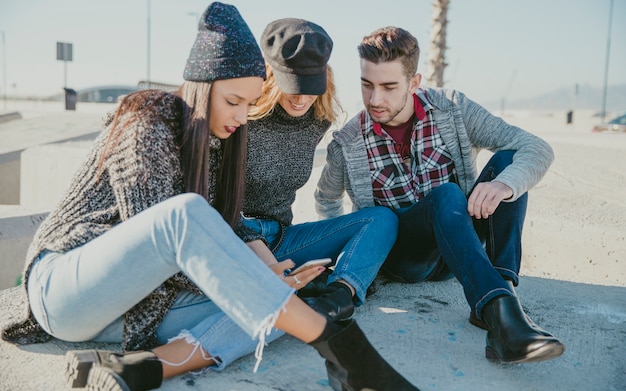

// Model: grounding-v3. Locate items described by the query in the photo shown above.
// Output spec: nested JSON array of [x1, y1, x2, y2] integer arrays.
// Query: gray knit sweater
[[315, 88, 554, 218], [243, 104, 330, 227], [1, 91, 230, 351]]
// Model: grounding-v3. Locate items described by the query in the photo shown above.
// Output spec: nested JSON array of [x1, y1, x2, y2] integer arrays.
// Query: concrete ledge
[[0, 206, 49, 289], [0, 153, 20, 204], [0, 112, 23, 124], [0, 136, 98, 205], [0, 107, 104, 204], [20, 141, 92, 209], [1, 277, 624, 390]]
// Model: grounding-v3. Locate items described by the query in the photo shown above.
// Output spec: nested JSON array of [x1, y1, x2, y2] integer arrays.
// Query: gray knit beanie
[[183, 2, 266, 82]]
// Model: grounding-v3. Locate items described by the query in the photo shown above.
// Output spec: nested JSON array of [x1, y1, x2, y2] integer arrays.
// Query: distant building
[[75, 85, 139, 103], [137, 80, 180, 92], [48, 81, 181, 103]]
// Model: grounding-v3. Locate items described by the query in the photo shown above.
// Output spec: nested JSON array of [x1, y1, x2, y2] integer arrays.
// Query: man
[[314, 26, 564, 364]]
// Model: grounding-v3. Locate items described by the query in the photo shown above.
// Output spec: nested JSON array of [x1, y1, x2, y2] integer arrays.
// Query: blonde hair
[[248, 63, 342, 123]]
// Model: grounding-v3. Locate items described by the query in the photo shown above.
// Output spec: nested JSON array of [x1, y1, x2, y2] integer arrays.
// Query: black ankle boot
[[65, 349, 163, 391], [482, 295, 565, 364], [310, 319, 420, 391], [304, 282, 355, 321], [469, 281, 554, 337], [298, 268, 332, 298]]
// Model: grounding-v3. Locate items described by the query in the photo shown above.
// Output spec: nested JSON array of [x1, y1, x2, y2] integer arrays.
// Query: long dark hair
[[177, 81, 247, 228], [97, 83, 247, 228]]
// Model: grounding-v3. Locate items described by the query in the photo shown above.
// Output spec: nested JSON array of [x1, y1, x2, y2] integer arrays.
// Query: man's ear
[[410, 73, 422, 91]]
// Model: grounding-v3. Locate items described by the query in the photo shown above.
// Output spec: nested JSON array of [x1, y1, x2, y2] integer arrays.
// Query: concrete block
[[0, 111, 22, 124], [0, 151, 20, 204], [0, 206, 48, 289], [20, 141, 92, 209]]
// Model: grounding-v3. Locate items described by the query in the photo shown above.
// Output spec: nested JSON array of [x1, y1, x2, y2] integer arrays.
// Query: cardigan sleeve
[[235, 218, 268, 244], [105, 115, 182, 220], [452, 90, 554, 200], [315, 139, 348, 219], [428, 89, 554, 201]]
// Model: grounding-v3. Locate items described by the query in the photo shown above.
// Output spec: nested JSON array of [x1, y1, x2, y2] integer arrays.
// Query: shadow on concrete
[[1, 276, 624, 390]]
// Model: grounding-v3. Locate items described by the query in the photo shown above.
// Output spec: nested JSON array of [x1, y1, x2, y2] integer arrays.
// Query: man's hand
[[467, 181, 513, 219]]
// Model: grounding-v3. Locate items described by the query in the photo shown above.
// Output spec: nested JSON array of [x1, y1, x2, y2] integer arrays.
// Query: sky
[[0, 0, 624, 112]]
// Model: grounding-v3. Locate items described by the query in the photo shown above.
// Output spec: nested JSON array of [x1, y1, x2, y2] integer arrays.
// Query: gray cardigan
[[315, 88, 554, 218]]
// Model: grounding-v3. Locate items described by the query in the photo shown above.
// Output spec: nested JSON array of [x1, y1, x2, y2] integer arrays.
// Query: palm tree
[[425, 0, 449, 88]]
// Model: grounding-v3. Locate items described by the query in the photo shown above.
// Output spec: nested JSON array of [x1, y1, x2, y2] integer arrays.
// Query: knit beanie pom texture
[[183, 2, 266, 82]]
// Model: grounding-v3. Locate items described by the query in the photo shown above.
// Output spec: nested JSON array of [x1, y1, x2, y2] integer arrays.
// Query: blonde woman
[[242, 18, 399, 322]]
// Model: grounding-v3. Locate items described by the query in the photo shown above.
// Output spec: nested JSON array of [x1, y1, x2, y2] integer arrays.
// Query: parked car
[[592, 113, 626, 133]]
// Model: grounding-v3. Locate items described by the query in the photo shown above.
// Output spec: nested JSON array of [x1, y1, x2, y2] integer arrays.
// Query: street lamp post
[[147, 0, 151, 89], [1, 30, 6, 110], [500, 70, 517, 116], [600, 0, 614, 124]]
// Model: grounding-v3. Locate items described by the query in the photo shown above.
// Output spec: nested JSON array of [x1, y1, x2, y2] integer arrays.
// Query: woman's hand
[[269, 259, 326, 289]]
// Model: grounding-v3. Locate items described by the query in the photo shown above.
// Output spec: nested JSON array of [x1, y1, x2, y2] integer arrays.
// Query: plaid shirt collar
[[361, 90, 455, 209]]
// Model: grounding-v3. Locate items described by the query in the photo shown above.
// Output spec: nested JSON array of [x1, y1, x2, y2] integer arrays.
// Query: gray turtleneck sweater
[[243, 104, 331, 226]]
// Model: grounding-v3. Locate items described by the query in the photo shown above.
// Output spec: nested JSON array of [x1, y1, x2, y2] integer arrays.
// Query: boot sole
[[486, 341, 565, 364], [86, 366, 130, 391], [65, 350, 101, 388]]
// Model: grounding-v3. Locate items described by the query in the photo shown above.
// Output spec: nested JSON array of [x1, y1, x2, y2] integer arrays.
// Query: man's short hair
[[357, 26, 420, 80]]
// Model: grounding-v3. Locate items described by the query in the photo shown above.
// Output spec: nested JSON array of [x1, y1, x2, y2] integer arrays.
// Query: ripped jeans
[[27, 193, 293, 370]]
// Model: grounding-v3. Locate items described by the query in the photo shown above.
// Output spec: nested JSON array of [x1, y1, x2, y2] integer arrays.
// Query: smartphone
[[287, 258, 332, 275]]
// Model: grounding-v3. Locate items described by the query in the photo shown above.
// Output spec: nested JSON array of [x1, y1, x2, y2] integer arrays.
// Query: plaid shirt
[[361, 90, 456, 209]]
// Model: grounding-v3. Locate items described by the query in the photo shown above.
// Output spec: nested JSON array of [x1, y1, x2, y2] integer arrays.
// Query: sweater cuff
[[235, 219, 268, 245]]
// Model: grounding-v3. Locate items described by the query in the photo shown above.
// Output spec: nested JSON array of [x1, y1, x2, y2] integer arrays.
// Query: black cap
[[261, 18, 333, 95]]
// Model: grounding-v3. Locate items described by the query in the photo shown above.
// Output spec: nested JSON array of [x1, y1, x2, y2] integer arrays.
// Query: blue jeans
[[382, 151, 526, 319], [27, 193, 292, 370], [242, 207, 398, 304]]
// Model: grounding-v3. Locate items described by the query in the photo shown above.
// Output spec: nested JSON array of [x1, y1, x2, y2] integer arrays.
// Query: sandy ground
[[510, 111, 625, 287], [480, 110, 625, 287]]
